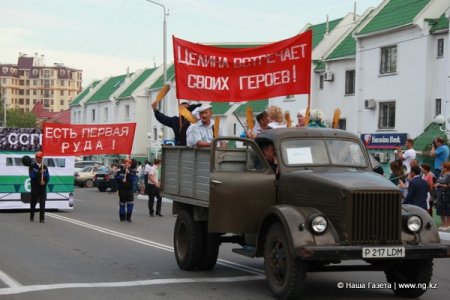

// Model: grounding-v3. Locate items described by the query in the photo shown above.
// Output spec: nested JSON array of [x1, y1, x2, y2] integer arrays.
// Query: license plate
[[362, 247, 405, 258]]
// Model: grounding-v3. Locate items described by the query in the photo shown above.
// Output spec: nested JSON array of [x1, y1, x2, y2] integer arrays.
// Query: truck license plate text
[[362, 247, 405, 258]]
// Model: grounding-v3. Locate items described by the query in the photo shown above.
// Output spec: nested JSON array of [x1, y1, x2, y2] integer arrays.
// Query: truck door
[[209, 138, 276, 233]]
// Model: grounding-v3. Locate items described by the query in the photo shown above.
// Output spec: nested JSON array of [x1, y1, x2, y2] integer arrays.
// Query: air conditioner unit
[[324, 71, 334, 81], [364, 99, 376, 109]]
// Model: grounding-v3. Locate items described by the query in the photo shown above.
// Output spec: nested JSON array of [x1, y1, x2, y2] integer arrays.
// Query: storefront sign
[[361, 133, 407, 149]]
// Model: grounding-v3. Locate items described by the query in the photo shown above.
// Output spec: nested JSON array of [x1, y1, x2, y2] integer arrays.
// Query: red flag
[[42, 123, 136, 156], [173, 31, 312, 102]]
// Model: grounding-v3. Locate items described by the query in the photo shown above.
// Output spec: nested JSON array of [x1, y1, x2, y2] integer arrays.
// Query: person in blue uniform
[[29, 151, 50, 223], [115, 159, 137, 222]]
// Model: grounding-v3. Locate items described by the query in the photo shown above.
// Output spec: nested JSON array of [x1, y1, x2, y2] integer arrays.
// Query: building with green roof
[[429, 13, 449, 33], [117, 68, 157, 99], [234, 100, 268, 115], [210, 102, 231, 115], [84, 74, 128, 105], [149, 64, 175, 90], [307, 18, 343, 49], [69, 80, 101, 107], [356, 0, 431, 36]]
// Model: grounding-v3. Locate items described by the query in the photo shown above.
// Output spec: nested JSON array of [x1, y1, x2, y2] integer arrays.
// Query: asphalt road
[[0, 187, 449, 300]]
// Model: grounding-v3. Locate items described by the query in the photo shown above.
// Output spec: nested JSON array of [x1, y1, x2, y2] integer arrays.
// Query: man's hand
[[151, 101, 158, 111], [246, 130, 256, 139]]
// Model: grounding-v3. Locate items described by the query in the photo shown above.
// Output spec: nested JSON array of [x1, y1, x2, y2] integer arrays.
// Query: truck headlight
[[406, 215, 422, 233], [310, 215, 328, 234]]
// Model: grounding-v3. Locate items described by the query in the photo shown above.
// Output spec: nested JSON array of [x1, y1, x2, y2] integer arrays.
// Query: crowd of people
[[30, 102, 450, 230], [388, 138, 450, 231]]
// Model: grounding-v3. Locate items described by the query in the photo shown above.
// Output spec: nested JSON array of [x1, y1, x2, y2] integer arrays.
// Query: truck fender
[[254, 205, 340, 257], [401, 204, 440, 244]]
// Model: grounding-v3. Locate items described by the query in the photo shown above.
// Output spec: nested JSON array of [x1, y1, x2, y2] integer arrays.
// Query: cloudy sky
[[0, 0, 382, 86]]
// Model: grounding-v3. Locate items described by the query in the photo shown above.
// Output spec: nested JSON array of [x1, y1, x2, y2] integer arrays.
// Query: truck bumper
[[296, 244, 450, 260]]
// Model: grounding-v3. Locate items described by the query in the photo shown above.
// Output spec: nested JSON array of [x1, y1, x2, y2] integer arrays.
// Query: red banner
[[41, 123, 136, 156], [173, 31, 312, 102]]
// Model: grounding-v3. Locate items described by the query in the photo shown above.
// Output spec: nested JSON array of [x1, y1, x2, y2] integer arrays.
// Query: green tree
[[6, 109, 38, 128]]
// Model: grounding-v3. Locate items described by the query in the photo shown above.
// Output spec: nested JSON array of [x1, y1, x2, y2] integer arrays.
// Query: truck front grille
[[351, 191, 401, 245]]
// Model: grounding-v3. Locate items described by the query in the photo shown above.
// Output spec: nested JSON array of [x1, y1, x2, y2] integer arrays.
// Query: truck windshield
[[281, 139, 367, 167]]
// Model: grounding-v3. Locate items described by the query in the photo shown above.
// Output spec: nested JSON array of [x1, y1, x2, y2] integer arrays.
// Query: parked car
[[94, 172, 114, 192], [74, 160, 101, 173], [74, 166, 99, 188]]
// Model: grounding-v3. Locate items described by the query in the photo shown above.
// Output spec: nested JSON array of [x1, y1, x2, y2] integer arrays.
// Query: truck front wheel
[[264, 223, 306, 300], [384, 259, 433, 298], [174, 210, 202, 270]]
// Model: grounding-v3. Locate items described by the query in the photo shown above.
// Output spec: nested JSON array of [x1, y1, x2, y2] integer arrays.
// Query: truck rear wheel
[[264, 223, 306, 300], [384, 259, 433, 298], [198, 224, 220, 270], [174, 210, 202, 270]]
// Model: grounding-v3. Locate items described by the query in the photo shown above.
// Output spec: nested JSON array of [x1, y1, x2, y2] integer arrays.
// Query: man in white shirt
[[187, 104, 214, 148], [397, 138, 416, 173]]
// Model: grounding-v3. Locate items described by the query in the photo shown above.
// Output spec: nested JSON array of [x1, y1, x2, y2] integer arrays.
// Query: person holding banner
[[29, 151, 50, 223], [152, 101, 201, 146], [115, 159, 137, 222], [186, 104, 214, 148]]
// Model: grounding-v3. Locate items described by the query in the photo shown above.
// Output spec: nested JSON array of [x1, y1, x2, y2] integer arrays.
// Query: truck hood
[[281, 168, 397, 191]]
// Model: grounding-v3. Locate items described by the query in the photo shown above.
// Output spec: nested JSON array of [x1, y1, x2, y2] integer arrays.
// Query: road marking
[[0, 275, 266, 295], [0, 269, 22, 288], [0, 213, 265, 295], [47, 213, 265, 275]]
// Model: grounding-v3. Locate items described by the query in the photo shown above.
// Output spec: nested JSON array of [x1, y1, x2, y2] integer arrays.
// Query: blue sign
[[360, 133, 408, 149]]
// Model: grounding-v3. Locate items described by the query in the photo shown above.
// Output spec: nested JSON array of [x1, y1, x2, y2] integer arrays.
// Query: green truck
[[161, 127, 449, 300]]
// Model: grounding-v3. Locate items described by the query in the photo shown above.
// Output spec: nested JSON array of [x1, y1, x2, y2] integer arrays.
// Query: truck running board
[[232, 247, 257, 258]]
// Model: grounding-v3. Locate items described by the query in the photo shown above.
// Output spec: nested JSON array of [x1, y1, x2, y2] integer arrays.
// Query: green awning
[[234, 100, 268, 114]]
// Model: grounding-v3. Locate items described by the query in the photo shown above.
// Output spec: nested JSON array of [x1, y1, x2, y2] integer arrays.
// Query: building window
[[153, 128, 158, 141], [435, 98, 442, 116], [380, 45, 397, 74], [60, 100, 64, 106], [104, 107, 109, 122], [284, 95, 294, 101], [125, 104, 130, 119], [339, 119, 347, 130], [345, 70, 355, 95], [319, 74, 324, 90], [378, 101, 396, 129], [437, 38, 444, 57], [92, 109, 96, 122]]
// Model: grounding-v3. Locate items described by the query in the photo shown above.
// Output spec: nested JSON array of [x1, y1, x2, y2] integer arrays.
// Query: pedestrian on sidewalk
[[147, 158, 163, 217]]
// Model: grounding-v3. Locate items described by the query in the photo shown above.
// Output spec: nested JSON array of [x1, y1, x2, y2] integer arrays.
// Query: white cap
[[192, 107, 201, 119], [197, 104, 212, 113]]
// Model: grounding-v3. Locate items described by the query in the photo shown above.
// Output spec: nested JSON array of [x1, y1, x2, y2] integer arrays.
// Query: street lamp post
[[145, 0, 169, 139]]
